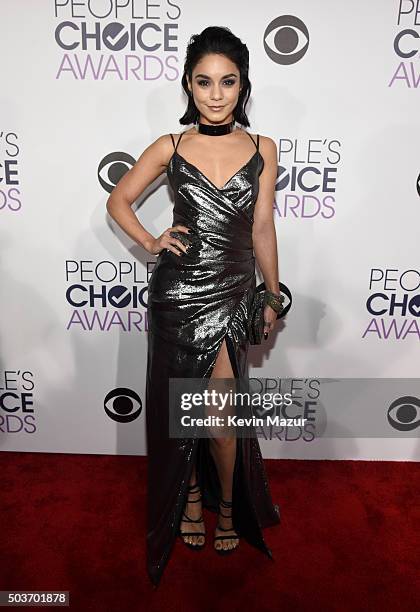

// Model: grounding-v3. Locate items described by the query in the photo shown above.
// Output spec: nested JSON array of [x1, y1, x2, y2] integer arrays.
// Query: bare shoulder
[[146, 132, 176, 165], [257, 134, 277, 158], [149, 130, 193, 165], [244, 131, 276, 158], [255, 134, 277, 175], [107, 132, 181, 205]]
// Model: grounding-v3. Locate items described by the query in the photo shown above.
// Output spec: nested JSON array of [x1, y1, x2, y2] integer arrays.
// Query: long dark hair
[[179, 26, 251, 127]]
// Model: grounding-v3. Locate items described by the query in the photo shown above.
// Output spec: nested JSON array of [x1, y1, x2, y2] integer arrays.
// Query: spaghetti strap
[[170, 132, 184, 153], [244, 130, 259, 152]]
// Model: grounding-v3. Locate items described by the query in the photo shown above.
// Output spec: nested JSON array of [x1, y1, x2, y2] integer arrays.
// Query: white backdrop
[[1, 1, 419, 460]]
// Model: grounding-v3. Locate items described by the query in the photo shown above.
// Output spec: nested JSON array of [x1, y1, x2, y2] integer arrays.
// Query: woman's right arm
[[106, 134, 189, 256]]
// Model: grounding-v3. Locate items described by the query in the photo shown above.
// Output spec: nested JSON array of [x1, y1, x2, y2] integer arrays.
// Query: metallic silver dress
[[145, 129, 280, 587]]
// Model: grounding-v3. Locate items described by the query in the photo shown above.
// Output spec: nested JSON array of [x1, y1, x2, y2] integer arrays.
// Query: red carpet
[[1, 452, 419, 611]]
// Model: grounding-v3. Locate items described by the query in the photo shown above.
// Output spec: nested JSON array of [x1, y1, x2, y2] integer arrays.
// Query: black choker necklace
[[196, 119, 235, 136]]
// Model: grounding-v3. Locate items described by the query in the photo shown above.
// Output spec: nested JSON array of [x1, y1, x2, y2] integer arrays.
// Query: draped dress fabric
[[145, 129, 280, 587]]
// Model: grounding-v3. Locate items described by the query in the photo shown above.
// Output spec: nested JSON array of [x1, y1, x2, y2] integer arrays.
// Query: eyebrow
[[194, 73, 238, 80]]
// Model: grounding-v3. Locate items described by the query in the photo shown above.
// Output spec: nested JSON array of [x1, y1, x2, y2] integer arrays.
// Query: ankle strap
[[188, 482, 200, 491]]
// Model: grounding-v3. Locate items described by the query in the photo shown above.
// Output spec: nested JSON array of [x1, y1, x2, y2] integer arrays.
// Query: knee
[[209, 435, 236, 450]]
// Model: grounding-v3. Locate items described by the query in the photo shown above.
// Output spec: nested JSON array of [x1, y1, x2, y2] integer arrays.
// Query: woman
[[106, 26, 281, 587]]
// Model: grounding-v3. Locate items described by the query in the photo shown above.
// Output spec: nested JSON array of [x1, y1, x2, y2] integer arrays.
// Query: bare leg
[[180, 337, 239, 550], [208, 338, 239, 552]]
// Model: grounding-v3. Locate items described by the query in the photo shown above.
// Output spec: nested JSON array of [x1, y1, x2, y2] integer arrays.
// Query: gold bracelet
[[264, 290, 285, 313]]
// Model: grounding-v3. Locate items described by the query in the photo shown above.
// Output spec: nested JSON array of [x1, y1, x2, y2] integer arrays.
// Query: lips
[[209, 106, 224, 110]]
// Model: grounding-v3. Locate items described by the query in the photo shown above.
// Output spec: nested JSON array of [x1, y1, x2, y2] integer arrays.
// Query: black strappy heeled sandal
[[178, 481, 206, 551], [214, 498, 240, 556]]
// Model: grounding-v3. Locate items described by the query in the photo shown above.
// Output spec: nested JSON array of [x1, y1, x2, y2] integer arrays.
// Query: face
[[187, 53, 242, 125]]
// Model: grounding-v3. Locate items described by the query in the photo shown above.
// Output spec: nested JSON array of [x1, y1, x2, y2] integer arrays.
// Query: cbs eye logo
[[98, 152, 136, 193], [104, 387, 142, 423], [416, 173, 420, 197], [387, 396, 420, 432], [263, 15, 309, 65]]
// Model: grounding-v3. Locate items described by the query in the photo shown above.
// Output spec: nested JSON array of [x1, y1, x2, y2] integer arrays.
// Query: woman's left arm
[[252, 136, 279, 295]]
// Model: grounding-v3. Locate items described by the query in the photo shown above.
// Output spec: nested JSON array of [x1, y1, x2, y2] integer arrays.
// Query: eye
[[196, 79, 236, 87]]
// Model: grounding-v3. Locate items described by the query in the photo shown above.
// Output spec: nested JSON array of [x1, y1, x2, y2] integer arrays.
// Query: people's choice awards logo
[[64, 259, 154, 333], [273, 138, 342, 219], [0, 370, 36, 434], [254, 378, 322, 442], [389, 1, 420, 88], [104, 387, 143, 423], [263, 15, 309, 65], [387, 396, 420, 431], [53, 2, 181, 81], [364, 268, 420, 341], [0, 131, 22, 213]]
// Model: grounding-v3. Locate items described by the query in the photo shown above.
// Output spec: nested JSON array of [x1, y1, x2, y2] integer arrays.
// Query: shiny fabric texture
[[145, 129, 281, 587]]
